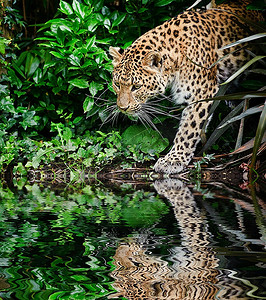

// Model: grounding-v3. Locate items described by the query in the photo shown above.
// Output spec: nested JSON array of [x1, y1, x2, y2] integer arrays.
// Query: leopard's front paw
[[154, 155, 186, 174]]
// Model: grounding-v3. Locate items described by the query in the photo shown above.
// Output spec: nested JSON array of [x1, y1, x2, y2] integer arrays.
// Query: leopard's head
[[109, 46, 166, 116]]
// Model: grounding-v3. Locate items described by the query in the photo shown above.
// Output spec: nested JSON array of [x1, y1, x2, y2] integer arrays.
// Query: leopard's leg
[[154, 70, 218, 174]]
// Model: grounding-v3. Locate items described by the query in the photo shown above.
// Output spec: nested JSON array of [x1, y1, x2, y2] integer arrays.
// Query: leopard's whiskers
[[137, 111, 161, 133], [100, 104, 120, 127], [142, 103, 180, 120]]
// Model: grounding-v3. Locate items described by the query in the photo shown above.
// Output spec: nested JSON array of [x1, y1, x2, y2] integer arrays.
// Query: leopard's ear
[[109, 46, 124, 67], [143, 51, 163, 72]]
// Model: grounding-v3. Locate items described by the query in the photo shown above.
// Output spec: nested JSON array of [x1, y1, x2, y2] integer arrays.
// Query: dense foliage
[[0, 0, 265, 175], [0, 0, 187, 171]]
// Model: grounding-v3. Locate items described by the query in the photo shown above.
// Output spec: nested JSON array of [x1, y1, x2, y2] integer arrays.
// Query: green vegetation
[[0, 0, 184, 175], [0, 182, 170, 299], [0, 177, 265, 299], [0, 0, 265, 179]]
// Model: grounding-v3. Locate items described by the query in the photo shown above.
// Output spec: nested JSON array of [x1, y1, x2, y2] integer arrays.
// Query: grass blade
[[199, 101, 244, 155], [249, 101, 266, 176], [218, 105, 263, 129], [203, 90, 266, 101], [220, 33, 266, 50]]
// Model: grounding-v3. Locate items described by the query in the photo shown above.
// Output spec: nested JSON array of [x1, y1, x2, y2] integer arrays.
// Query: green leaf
[[205, 91, 266, 101], [112, 13, 126, 27], [155, 0, 175, 6], [59, 0, 73, 15], [104, 18, 111, 29], [72, 0, 85, 18], [89, 81, 104, 97], [220, 33, 266, 50], [8, 69, 22, 89], [68, 78, 89, 89], [59, 24, 72, 33], [87, 19, 98, 32], [0, 37, 6, 54], [83, 96, 94, 113], [28, 56, 40, 77], [20, 111, 37, 130], [50, 51, 65, 59], [63, 127, 72, 141], [218, 105, 264, 129], [122, 125, 169, 154], [33, 68, 42, 84], [200, 101, 244, 154], [250, 102, 266, 172], [12, 62, 26, 79], [86, 35, 96, 50], [68, 54, 80, 66]]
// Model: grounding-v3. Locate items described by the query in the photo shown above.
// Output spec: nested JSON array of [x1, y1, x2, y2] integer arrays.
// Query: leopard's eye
[[114, 81, 120, 89], [131, 84, 142, 92]]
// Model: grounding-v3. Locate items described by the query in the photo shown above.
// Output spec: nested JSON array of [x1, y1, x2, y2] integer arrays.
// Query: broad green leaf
[[12, 62, 26, 79], [63, 127, 72, 141], [20, 111, 37, 130], [83, 96, 94, 113], [218, 105, 264, 129], [33, 68, 42, 84], [0, 37, 6, 54], [72, 0, 85, 18], [59, 24, 72, 33], [73, 116, 83, 124], [94, 0, 104, 11], [222, 56, 266, 85], [68, 78, 89, 89], [68, 54, 80, 66], [77, 28, 87, 35], [87, 19, 99, 32], [89, 81, 104, 97], [65, 38, 79, 47], [112, 13, 126, 27], [122, 125, 169, 154], [155, 0, 175, 6], [25, 53, 33, 76], [104, 18, 111, 29], [16, 51, 28, 67], [8, 69, 22, 89], [59, 0, 73, 15], [86, 35, 96, 50], [55, 27, 65, 45], [50, 51, 65, 59], [43, 61, 57, 70]]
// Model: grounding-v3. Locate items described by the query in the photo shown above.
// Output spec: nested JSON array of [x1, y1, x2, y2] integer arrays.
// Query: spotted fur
[[109, 180, 255, 299], [109, 1, 263, 174]]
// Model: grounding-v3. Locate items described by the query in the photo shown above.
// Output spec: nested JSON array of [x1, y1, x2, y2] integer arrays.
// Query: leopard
[[109, 0, 264, 174], [108, 179, 256, 299]]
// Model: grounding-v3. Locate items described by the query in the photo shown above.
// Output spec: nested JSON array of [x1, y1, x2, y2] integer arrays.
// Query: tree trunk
[[0, 0, 13, 75]]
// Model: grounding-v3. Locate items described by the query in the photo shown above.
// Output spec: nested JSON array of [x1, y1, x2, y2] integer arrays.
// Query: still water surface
[[0, 179, 265, 299]]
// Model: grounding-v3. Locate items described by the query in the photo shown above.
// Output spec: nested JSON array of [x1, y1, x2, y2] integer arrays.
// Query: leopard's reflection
[[108, 180, 252, 300]]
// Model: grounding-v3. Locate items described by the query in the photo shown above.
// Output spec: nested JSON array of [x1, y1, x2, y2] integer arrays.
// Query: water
[[0, 178, 265, 299]]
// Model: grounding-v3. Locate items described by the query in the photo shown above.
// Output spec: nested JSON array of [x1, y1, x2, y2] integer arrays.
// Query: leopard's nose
[[118, 105, 130, 112]]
